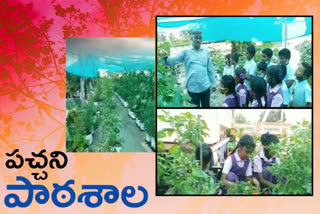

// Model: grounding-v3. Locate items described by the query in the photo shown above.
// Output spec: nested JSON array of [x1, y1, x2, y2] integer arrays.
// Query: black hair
[[250, 76, 267, 107], [247, 45, 256, 57], [225, 54, 231, 60], [261, 132, 279, 146], [221, 75, 238, 107], [267, 65, 287, 85], [234, 67, 246, 84], [262, 48, 273, 58], [301, 62, 312, 79], [231, 53, 239, 63], [231, 135, 256, 154], [278, 48, 291, 60], [257, 62, 267, 72], [195, 143, 212, 167]]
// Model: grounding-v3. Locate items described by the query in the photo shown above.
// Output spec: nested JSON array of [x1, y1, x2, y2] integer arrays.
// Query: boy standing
[[292, 62, 312, 107], [278, 48, 295, 107]]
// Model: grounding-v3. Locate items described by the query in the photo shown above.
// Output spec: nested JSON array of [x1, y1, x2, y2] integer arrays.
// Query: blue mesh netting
[[157, 17, 312, 42], [66, 38, 155, 78]]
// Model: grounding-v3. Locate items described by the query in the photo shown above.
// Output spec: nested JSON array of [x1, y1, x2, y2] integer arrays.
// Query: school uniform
[[281, 82, 290, 106], [223, 94, 238, 107], [244, 59, 257, 91], [266, 60, 275, 68], [251, 96, 266, 107], [236, 83, 247, 107], [253, 150, 280, 184], [282, 63, 295, 105], [222, 150, 252, 182], [223, 65, 234, 76], [293, 79, 311, 106], [267, 84, 283, 107]]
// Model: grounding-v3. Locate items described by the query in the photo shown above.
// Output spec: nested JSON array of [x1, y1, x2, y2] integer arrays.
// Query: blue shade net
[[66, 38, 155, 78], [157, 17, 312, 42]]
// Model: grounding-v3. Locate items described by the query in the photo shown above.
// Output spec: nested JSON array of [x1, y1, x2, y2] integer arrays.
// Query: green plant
[[227, 181, 260, 195], [297, 40, 311, 65], [157, 62, 192, 107], [113, 71, 155, 137], [157, 111, 209, 146], [268, 121, 311, 195], [158, 148, 219, 195], [157, 111, 218, 195]]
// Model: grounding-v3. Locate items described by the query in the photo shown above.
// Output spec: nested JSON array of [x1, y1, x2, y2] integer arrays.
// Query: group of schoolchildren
[[196, 133, 282, 194], [220, 45, 312, 107]]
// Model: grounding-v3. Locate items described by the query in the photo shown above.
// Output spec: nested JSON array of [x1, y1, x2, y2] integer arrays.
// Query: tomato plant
[[268, 121, 312, 195], [157, 111, 218, 195], [227, 181, 261, 195], [113, 71, 155, 138]]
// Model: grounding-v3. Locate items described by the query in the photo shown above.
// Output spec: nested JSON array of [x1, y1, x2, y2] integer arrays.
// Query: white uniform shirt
[[244, 58, 257, 91], [222, 150, 252, 176], [269, 84, 283, 107], [253, 150, 280, 173]]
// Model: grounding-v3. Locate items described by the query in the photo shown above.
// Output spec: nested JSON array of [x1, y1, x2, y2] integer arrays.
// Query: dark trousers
[[187, 87, 210, 107]]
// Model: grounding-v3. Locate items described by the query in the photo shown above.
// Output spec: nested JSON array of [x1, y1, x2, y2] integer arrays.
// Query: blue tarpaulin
[[66, 38, 155, 78], [157, 17, 312, 42]]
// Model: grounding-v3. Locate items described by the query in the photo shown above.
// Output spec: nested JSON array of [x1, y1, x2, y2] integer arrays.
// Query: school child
[[223, 54, 234, 76], [221, 135, 259, 187], [278, 48, 295, 107], [261, 48, 275, 68], [250, 76, 267, 107], [244, 45, 257, 105], [266, 65, 286, 107], [256, 62, 267, 80], [230, 53, 240, 70], [234, 67, 247, 107], [253, 133, 281, 188], [243, 45, 257, 91], [220, 75, 238, 107], [292, 62, 312, 107], [195, 143, 213, 171]]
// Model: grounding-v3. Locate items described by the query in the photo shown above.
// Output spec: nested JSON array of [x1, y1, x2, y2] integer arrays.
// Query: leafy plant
[[268, 121, 311, 195], [157, 110, 210, 146], [227, 181, 260, 195], [113, 71, 155, 138], [158, 148, 219, 195], [157, 111, 218, 195]]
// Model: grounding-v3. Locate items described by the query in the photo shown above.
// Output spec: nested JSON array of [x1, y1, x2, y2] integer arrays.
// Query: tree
[[297, 40, 311, 65], [234, 113, 248, 124]]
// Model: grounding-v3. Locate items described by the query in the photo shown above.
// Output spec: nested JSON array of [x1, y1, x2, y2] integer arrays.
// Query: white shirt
[[244, 58, 257, 91], [253, 150, 280, 173], [222, 150, 252, 176], [223, 65, 234, 76], [236, 84, 246, 107], [269, 84, 283, 107], [251, 96, 266, 107]]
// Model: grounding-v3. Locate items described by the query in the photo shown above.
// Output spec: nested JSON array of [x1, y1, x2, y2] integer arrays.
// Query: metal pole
[[284, 17, 288, 48], [198, 115, 203, 170]]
